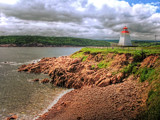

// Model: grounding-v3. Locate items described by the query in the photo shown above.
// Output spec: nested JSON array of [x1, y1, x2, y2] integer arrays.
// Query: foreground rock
[[40, 78, 50, 84]]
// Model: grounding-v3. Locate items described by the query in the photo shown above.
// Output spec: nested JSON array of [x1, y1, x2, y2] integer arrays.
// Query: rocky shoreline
[[18, 51, 159, 120], [18, 53, 133, 88]]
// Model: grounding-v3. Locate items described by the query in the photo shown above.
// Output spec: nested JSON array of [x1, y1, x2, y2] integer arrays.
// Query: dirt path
[[37, 75, 148, 120]]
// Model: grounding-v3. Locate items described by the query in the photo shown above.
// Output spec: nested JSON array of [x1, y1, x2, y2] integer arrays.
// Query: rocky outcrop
[[18, 53, 134, 89], [18, 53, 158, 89], [140, 55, 159, 68]]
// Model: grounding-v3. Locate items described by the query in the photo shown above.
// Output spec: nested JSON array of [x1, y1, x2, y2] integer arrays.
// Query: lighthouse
[[118, 26, 132, 46]]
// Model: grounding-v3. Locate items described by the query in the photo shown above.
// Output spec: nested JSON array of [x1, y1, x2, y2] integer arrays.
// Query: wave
[[25, 59, 41, 64], [0, 59, 41, 66], [33, 88, 73, 120]]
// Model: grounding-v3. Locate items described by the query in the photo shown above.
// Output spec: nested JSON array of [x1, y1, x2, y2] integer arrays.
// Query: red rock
[[6, 114, 18, 120], [32, 78, 39, 82], [106, 72, 112, 77], [117, 73, 124, 82], [67, 65, 77, 72], [86, 70, 94, 75], [87, 65, 92, 70], [70, 59, 81, 65], [117, 106, 124, 111], [98, 79, 111, 87], [111, 76, 117, 84], [94, 54, 103, 62], [94, 74, 101, 81], [141, 55, 158, 68], [40, 78, 50, 84]]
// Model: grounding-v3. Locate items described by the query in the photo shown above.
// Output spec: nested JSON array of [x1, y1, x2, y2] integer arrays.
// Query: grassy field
[[72, 46, 160, 58]]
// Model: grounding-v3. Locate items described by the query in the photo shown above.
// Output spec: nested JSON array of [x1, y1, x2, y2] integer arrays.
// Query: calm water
[[0, 47, 81, 120]]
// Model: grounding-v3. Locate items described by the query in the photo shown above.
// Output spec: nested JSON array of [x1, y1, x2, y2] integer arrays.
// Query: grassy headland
[[71, 47, 160, 119]]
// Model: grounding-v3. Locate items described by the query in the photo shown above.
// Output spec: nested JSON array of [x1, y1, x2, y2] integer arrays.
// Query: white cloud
[[0, 0, 160, 40], [0, 0, 19, 5]]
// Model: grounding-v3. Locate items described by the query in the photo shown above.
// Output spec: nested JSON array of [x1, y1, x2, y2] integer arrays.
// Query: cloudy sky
[[0, 0, 160, 40]]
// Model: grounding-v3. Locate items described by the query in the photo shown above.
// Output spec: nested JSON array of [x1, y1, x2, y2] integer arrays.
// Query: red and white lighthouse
[[118, 26, 132, 46]]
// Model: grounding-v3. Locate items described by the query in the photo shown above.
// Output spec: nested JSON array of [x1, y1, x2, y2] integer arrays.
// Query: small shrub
[[121, 62, 138, 75], [133, 50, 146, 62], [137, 67, 155, 82]]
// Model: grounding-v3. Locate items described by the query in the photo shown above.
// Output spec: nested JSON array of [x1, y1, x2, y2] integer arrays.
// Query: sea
[[0, 47, 81, 120]]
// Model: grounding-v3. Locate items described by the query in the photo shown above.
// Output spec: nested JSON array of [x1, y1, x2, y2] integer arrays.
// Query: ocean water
[[0, 47, 81, 120]]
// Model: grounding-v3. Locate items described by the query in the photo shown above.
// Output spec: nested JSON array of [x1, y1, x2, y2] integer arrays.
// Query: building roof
[[123, 26, 128, 29], [121, 26, 129, 33]]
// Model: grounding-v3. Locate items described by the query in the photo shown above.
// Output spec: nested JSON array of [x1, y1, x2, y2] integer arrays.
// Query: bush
[[121, 62, 138, 75], [136, 67, 155, 82], [133, 50, 146, 62]]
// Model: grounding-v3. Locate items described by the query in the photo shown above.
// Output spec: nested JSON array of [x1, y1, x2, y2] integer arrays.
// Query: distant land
[[0, 36, 110, 47], [0, 35, 160, 47]]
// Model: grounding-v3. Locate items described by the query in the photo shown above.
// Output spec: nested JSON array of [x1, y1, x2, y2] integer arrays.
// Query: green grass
[[137, 59, 160, 120], [91, 65, 95, 69], [72, 47, 160, 58], [121, 62, 138, 75], [97, 60, 110, 68], [82, 56, 88, 62], [136, 67, 155, 82], [71, 51, 84, 58]]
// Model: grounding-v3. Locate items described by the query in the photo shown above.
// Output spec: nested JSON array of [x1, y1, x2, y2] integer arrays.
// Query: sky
[[0, 0, 160, 40]]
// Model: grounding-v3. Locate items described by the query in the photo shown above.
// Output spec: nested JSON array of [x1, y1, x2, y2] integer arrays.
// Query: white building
[[118, 26, 132, 46]]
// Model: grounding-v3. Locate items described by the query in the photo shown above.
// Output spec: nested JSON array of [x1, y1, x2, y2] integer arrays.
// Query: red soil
[[37, 76, 148, 120]]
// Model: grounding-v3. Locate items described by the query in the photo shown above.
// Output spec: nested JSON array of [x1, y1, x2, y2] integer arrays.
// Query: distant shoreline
[[0, 44, 84, 47]]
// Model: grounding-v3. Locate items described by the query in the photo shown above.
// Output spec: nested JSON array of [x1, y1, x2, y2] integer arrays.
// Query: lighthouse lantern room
[[118, 26, 132, 46]]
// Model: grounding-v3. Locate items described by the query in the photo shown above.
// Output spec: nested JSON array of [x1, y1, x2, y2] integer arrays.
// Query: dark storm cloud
[[0, 0, 84, 23]]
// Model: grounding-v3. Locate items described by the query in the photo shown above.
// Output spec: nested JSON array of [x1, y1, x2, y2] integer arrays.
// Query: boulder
[[95, 54, 103, 62], [40, 78, 50, 84], [70, 59, 81, 65], [98, 79, 111, 87], [32, 78, 39, 82], [67, 65, 77, 72], [106, 72, 112, 77], [6, 114, 18, 120]]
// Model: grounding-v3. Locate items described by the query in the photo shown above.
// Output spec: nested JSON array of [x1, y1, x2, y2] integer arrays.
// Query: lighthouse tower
[[118, 26, 132, 46]]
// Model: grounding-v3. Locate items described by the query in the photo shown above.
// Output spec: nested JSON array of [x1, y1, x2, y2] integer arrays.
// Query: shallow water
[[0, 47, 81, 119]]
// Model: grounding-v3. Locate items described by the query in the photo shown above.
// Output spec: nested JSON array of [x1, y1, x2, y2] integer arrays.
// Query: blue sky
[[0, 0, 160, 40], [125, 0, 159, 4], [124, 0, 160, 12]]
